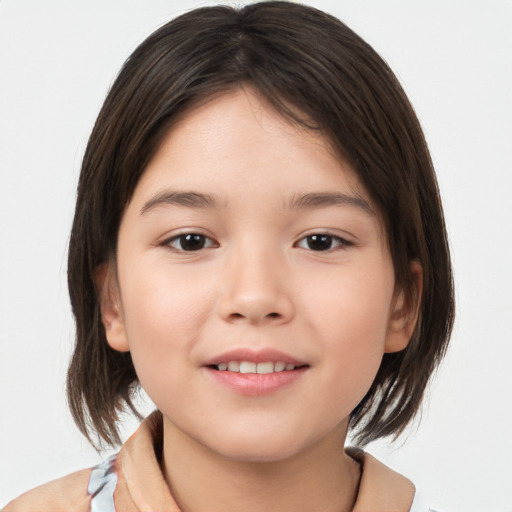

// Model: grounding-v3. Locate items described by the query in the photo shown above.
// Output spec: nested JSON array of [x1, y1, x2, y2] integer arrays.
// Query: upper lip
[[202, 348, 307, 367]]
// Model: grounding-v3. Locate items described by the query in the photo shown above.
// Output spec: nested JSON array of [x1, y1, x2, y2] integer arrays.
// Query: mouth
[[202, 349, 309, 395], [208, 361, 308, 374]]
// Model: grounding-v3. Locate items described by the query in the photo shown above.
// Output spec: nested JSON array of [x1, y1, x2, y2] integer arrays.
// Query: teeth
[[215, 360, 297, 373], [274, 361, 286, 372], [227, 361, 240, 372], [239, 361, 257, 374], [256, 362, 274, 374]]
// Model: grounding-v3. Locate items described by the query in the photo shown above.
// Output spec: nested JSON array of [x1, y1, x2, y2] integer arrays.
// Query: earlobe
[[96, 264, 130, 353], [384, 260, 423, 353]]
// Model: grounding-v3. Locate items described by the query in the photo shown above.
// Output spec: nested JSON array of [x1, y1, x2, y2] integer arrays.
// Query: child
[[4, 2, 454, 511]]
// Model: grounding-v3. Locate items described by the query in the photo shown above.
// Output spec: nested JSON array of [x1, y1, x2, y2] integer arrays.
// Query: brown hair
[[67, 1, 454, 448]]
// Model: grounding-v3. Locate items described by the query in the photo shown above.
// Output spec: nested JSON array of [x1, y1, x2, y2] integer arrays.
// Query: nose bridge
[[218, 237, 293, 324]]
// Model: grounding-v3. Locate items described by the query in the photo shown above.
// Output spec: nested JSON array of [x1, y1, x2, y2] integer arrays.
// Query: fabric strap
[[87, 453, 118, 512]]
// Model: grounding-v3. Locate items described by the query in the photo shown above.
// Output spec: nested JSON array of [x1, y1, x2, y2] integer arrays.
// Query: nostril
[[228, 311, 280, 321]]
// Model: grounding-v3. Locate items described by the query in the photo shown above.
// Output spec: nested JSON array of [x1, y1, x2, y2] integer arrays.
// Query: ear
[[95, 264, 130, 353], [384, 260, 423, 353]]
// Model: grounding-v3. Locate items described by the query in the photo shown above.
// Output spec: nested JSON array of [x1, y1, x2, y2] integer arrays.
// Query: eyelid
[[158, 229, 355, 252], [160, 230, 219, 251], [294, 232, 354, 251]]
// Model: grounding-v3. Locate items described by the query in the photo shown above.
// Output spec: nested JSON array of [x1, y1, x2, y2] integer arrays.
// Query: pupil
[[181, 234, 205, 251], [308, 234, 332, 251]]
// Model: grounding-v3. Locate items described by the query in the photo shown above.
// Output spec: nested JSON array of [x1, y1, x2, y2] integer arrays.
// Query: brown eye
[[297, 234, 349, 251], [167, 233, 215, 251]]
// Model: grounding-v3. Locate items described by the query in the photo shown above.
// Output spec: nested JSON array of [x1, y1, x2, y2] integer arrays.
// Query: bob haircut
[[67, 1, 454, 449]]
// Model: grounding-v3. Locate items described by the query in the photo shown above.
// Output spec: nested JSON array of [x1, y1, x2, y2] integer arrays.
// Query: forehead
[[135, 87, 371, 205]]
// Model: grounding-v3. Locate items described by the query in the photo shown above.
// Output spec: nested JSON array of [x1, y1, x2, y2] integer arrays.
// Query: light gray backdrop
[[1, 1, 511, 510]]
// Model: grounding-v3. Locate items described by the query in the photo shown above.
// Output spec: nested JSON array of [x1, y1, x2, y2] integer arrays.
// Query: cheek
[[309, 263, 393, 343], [309, 267, 393, 405], [318, 327, 385, 424], [117, 260, 215, 385], [121, 257, 213, 331]]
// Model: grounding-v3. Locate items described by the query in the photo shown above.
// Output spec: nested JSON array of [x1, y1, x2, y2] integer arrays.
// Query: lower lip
[[204, 367, 308, 396]]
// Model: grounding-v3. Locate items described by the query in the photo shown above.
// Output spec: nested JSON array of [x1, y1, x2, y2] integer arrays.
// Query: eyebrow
[[140, 189, 374, 216], [140, 190, 221, 215], [288, 192, 375, 215]]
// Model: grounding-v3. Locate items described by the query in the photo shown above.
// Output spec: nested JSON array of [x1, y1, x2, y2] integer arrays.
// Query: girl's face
[[102, 87, 415, 462]]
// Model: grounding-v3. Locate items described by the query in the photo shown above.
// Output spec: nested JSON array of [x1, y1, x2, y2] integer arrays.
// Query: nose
[[217, 246, 294, 326]]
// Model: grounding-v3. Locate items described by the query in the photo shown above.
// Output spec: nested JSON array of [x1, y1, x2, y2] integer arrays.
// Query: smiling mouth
[[208, 361, 308, 374]]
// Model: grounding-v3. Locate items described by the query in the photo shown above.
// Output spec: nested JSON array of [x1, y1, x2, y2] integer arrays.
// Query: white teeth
[[256, 362, 274, 374], [274, 361, 286, 372], [227, 361, 240, 372], [215, 360, 298, 373], [239, 361, 257, 374]]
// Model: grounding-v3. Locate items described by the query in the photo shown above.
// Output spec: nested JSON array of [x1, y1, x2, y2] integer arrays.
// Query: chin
[[203, 429, 312, 464]]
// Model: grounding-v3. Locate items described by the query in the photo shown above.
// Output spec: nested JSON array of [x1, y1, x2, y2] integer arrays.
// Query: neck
[[161, 419, 361, 512]]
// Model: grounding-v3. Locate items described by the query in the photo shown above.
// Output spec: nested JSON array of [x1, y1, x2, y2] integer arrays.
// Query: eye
[[165, 233, 216, 251], [296, 234, 351, 251]]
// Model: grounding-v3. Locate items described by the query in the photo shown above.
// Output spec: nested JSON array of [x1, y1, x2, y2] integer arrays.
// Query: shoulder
[[2, 413, 163, 512], [347, 448, 444, 512], [347, 448, 416, 511], [3, 467, 93, 512]]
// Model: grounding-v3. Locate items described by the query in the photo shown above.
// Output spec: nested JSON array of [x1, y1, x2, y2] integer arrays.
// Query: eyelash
[[295, 233, 353, 252], [163, 233, 217, 252], [162, 232, 352, 253]]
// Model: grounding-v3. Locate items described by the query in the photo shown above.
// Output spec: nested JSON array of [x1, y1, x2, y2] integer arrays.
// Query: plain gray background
[[1, 1, 511, 510]]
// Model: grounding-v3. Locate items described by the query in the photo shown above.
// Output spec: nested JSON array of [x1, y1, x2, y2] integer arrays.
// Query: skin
[[101, 87, 420, 512]]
